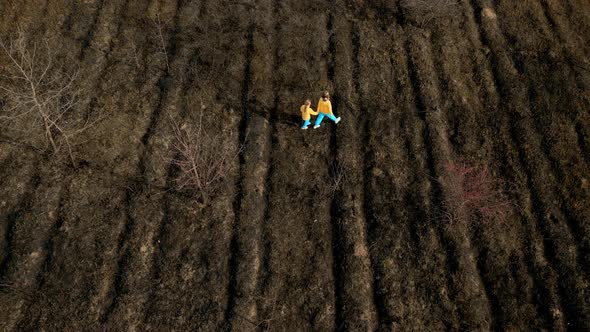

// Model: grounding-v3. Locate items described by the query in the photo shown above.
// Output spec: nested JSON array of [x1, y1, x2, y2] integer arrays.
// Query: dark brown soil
[[1, 0, 589, 330]]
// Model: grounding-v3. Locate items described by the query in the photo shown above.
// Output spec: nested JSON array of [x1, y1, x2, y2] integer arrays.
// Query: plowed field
[[1, 0, 589, 330]]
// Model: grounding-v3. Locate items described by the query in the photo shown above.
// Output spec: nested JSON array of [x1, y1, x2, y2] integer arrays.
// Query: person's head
[[322, 91, 330, 100], [305, 99, 311, 106]]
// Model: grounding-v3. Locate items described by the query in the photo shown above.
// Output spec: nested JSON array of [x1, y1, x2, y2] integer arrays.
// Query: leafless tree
[[169, 107, 245, 204], [0, 29, 93, 166]]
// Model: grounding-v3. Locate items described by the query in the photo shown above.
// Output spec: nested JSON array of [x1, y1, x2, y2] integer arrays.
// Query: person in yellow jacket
[[314, 91, 341, 129], [300, 99, 318, 130]]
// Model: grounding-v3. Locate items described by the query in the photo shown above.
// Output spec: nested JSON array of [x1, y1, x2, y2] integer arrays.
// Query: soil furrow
[[350, 20, 380, 330], [139, 164, 175, 323], [2, 1, 590, 330], [225, 1, 278, 328], [429, 12, 548, 329], [97, 190, 140, 323], [405, 26, 493, 330], [93, 1, 187, 328], [326, 8, 345, 331], [462, 0, 564, 328], [502, 0, 590, 283], [256, 0, 283, 323], [255, 1, 336, 329], [496, 0, 590, 277], [224, 20, 255, 329], [543, 0, 590, 57], [128, 1, 248, 329], [390, 24, 458, 329], [475, 0, 590, 329], [324, 7, 379, 329], [384, 17, 459, 329], [65, 0, 157, 323], [257, 0, 282, 299], [15, 186, 68, 329], [404, 29, 461, 328], [0, 169, 41, 280], [73, 0, 175, 324], [430, 26, 504, 328], [0, 170, 65, 330], [79, 0, 106, 60], [576, 123, 590, 166]]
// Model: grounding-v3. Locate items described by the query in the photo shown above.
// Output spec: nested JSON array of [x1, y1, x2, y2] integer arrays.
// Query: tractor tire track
[[79, 0, 106, 60], [224, 20, 260, 331], [0, 169, 65, 330], [387, 23, 457, 329], [327, 6, 378, 329], [405, 26, 493, 330], [225, 1, 280, 329], [256, 1, 336, 329], [141, 1, 249, 329], [462, 0, 564, 329], [94, 1, 186, 328], [326, 7, 346, 331], [256, 0, 288, 327], [476, 0, 590, 329], [430, 25, 504, 329], [496, 0, 590, 281], [24, 0, 149, 325], [0, 164, 41, 281], [442, 8, 545, 329]]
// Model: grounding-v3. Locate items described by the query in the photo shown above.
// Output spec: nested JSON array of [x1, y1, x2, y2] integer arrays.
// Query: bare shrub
[[323, 160, 347, 198], [441, 161, 512, 224], [169, 106, 245, 205], [0, 29, 92, 165], [400, 0, 459, 26]]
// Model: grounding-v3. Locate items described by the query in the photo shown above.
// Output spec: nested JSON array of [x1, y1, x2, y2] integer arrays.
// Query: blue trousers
[[314, 113, 337, 126], [301, 119, 310, 128]]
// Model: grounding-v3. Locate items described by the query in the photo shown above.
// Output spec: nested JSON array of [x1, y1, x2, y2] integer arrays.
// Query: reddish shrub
[[442, 162, 512, 224]]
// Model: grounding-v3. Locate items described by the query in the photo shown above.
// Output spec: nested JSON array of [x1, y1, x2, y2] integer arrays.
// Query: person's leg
[[314, 113, 325, 127], [301, 119, 310, 129], [327, 112, 342, 124]]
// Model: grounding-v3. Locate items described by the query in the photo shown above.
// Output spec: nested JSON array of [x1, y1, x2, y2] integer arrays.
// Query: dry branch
[[153, 13, 170, 72]]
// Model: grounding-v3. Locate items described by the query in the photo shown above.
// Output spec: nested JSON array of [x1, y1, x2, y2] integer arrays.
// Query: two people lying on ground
[[300, 91, 341, 130]]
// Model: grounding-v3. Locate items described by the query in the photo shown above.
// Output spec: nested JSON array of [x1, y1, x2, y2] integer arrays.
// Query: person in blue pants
[[300, 99, 318, 129], [314, 91, 341, 129]]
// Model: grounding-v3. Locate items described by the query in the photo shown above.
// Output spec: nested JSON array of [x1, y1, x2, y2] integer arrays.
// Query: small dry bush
[[0, 29, 92, 165], [400, 0, 459, 26], [169, 107, 244, 205], [441, 162, 512, 224], [322, 160, 348, 198]]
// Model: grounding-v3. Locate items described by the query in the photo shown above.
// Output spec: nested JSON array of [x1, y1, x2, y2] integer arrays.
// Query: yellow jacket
[[300, 105, 318, 120], [317, 98, 333, 114]]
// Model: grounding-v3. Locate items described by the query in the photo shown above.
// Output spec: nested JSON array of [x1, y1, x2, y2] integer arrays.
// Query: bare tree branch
[[153, 13, 170, 72], [0, 29, 94, 166]]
